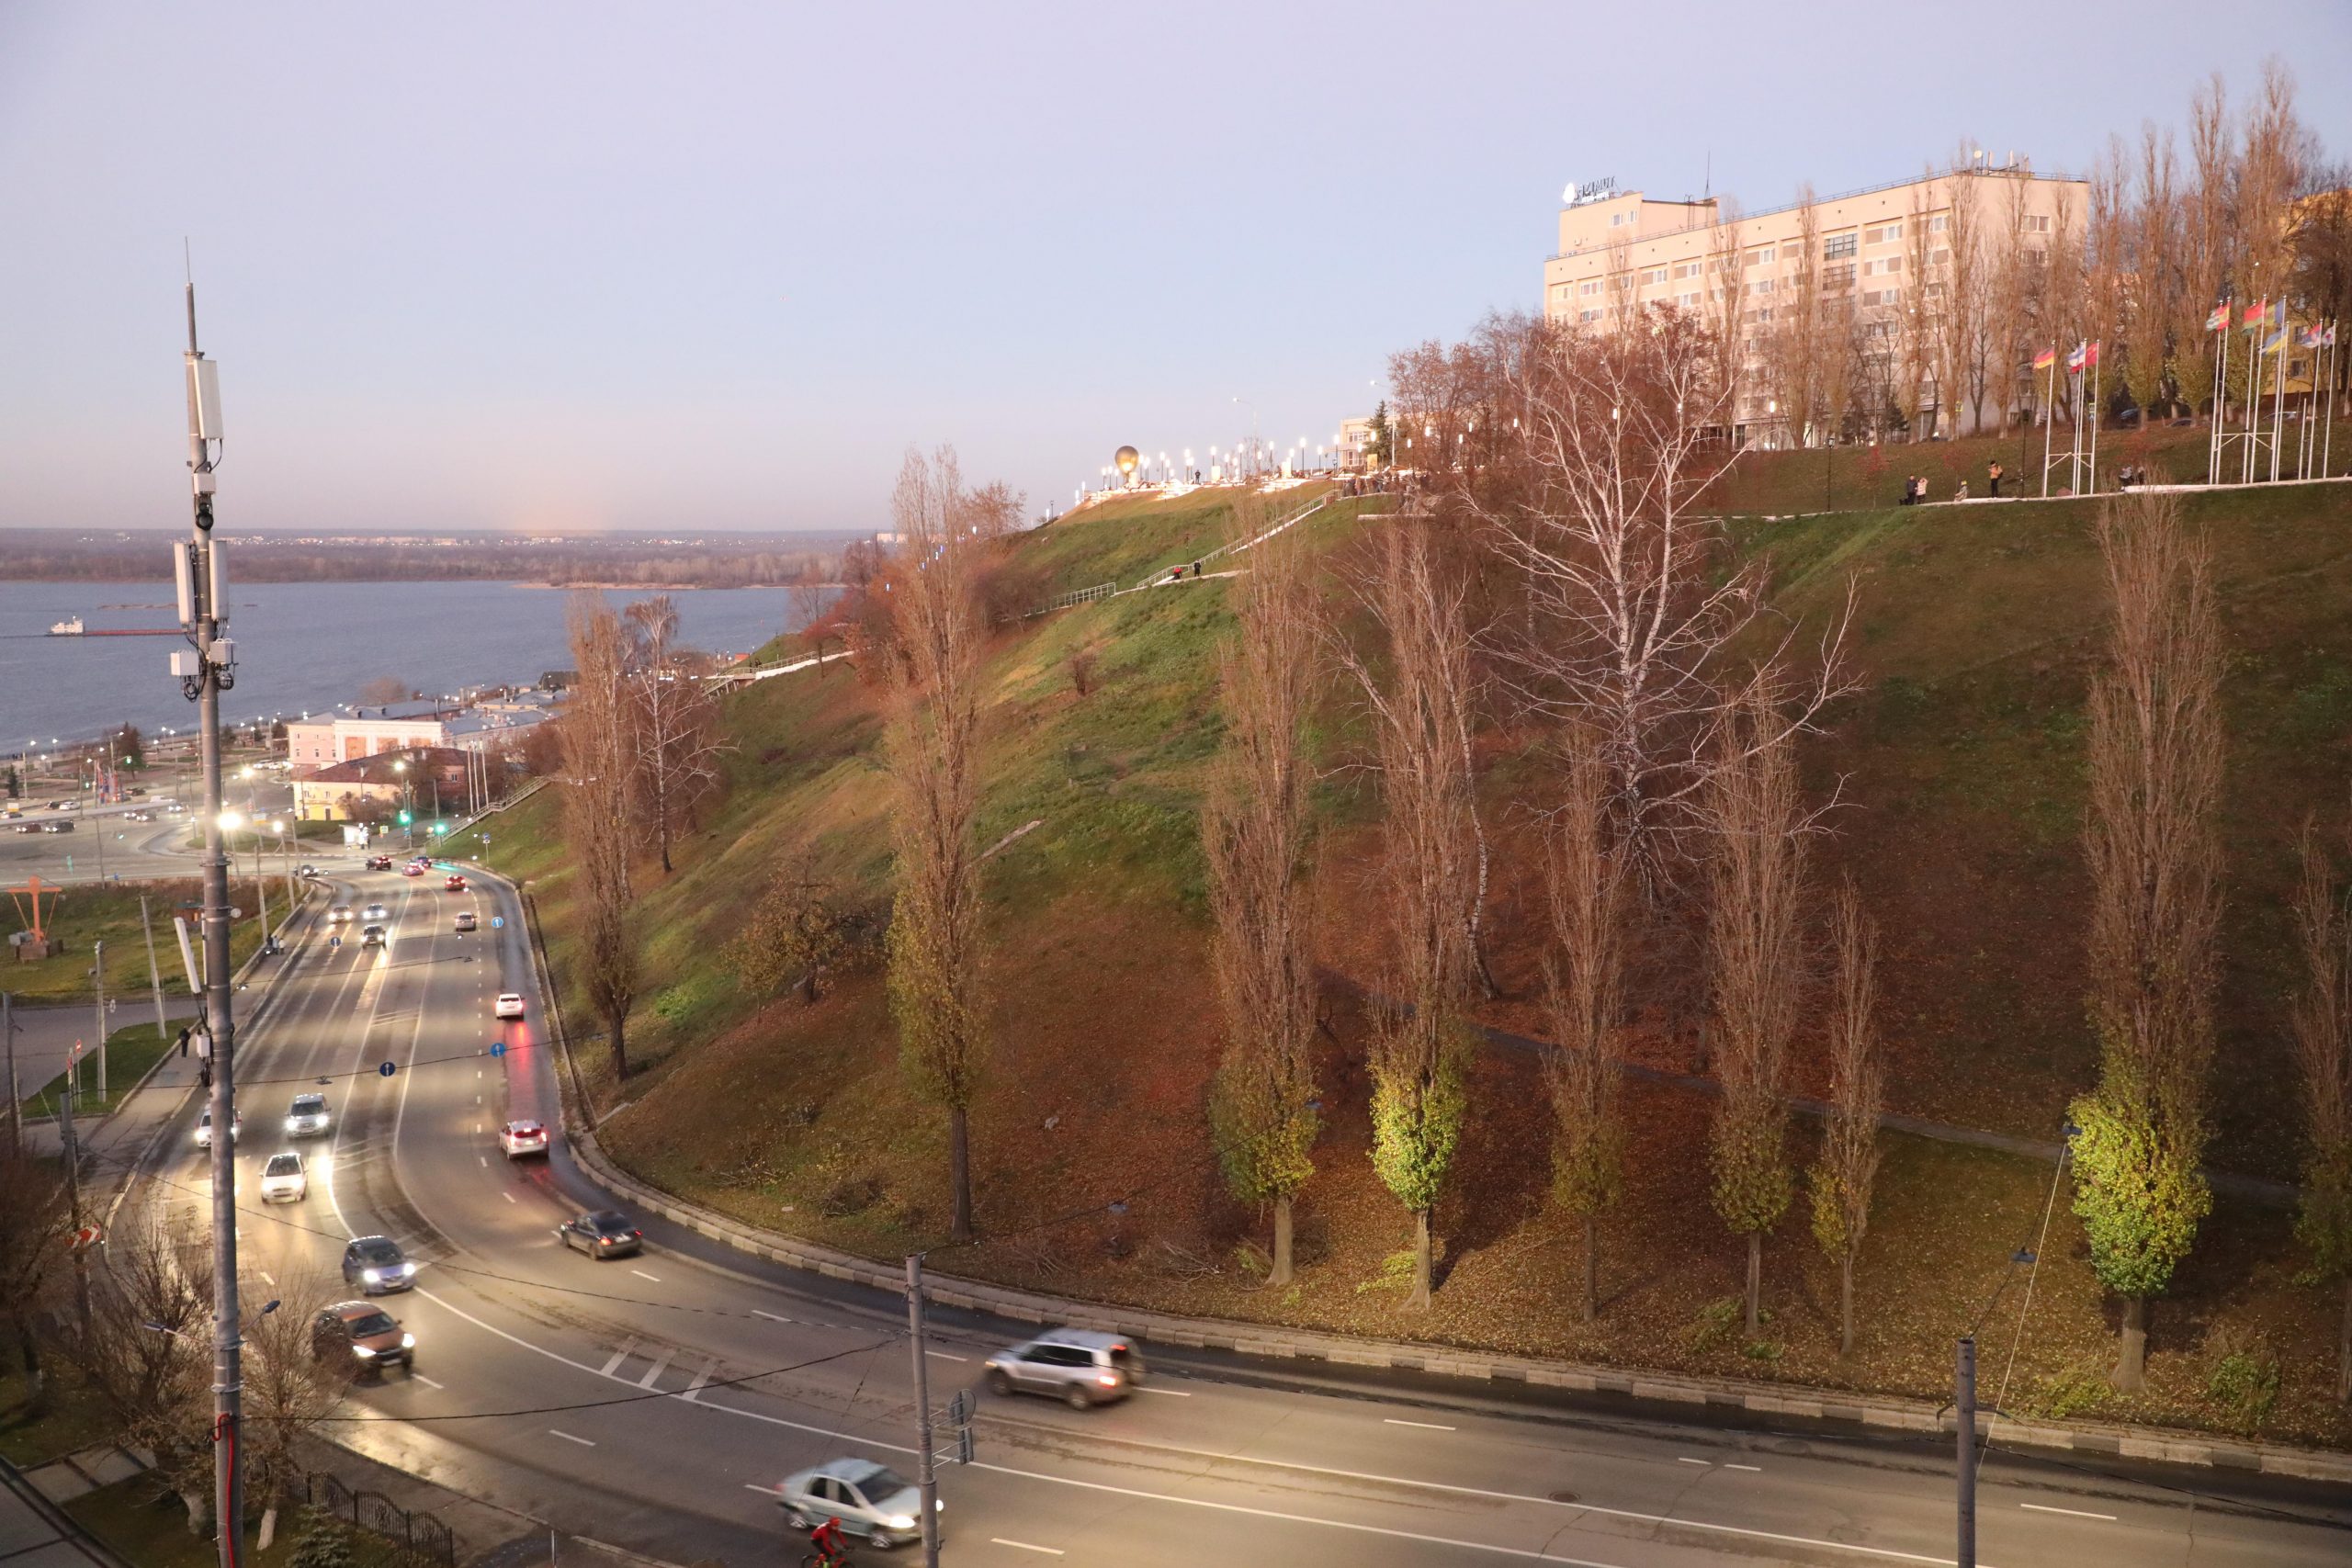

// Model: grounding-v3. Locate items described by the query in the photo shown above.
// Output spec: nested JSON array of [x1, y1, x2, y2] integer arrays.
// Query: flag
[[2245, 299, 2269, 329], [2206, 301, 2231, 332], [2032, 345, 2057, 371], [2085, 341, 2101, 369], [2302, 324, 2327, 349], [2260, 328, 2286, 355], [2324, 322, 2340, 348], [2065, 341, 2088, 374]]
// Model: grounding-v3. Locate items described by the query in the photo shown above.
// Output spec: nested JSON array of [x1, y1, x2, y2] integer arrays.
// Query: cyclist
[[805, 1514, 847, 1567]]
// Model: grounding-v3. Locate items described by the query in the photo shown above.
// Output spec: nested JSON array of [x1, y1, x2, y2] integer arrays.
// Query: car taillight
[[1099, 1373, 1119, 1386]]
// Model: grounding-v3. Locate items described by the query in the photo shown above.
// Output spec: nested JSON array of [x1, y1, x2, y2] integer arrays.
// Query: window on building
[[1579, 308, 1601, 322], [1823, 262, 1856, 288], [1929, 212, 1949, 232], [2020, 214, 2051, 234], [1645, 267, 1668, 284], [1931, 248, 1950, 265], [1756, 308, 1773, 322], [1610, 212, 1626, 227], [1746, 247, 1770, 267], [1674, 262, 1698, 279], [1752, 277, 1774, 295], [1823, 231, 1858, 260]]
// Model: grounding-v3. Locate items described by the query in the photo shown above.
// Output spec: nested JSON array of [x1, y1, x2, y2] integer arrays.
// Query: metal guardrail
[[1027, 581, 1115, 617], [303, 1470, 454, 1567]]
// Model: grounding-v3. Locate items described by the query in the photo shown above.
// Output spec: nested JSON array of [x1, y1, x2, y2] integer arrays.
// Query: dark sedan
[[556, 1210, 643, 1259]]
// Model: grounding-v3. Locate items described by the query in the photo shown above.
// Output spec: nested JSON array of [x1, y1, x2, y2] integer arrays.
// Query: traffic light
[[397, 809, 412, 825], [432, 822, 446, 837]]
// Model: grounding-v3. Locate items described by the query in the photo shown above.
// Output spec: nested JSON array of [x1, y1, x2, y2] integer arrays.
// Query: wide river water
[[0, 579, 808, 752]]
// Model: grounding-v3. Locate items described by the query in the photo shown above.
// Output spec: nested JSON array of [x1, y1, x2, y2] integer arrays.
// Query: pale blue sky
[[3, 2, 2344, 534]]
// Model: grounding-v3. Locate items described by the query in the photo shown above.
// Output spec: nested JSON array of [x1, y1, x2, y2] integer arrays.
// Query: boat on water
[[48, 616, 85, 637]]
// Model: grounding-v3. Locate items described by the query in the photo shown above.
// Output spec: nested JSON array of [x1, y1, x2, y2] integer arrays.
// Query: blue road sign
[[492, 915, 504, 930], [489, 1041, 506, 1058], [378, 1060, 397, 1077]]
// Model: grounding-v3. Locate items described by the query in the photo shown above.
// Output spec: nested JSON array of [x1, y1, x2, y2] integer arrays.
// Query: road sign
[[489, 1041, 506, 1058], [491, 915, 504, 930], [378, 1060, 397, 1077]]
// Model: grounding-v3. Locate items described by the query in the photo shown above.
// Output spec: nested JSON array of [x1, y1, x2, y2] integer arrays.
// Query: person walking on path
[[175, 1024, 191, 1057], [1987, 459, 2004, 498]]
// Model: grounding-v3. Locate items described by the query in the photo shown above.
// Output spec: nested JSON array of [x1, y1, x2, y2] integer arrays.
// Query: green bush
[[2205, 1334, 2280, 1433]]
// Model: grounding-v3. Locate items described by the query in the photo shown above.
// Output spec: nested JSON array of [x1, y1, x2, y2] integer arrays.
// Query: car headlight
[[400, 1333, 414, 1348], [362, 1268, 381, 1283], [886, 1516, 915, 1531], [354, 1344, 377, 1357], [285, 1118, 300, 1130], [401, 1262, 415, 1276]]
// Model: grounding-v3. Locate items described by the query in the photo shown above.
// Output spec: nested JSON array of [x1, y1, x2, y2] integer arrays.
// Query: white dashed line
[[2020, 1503, 2117, 1521], [478, 1155, 488, 1168], [412, 1374, 445, 1390], [601, 1339, 638, 1377], [1724, 1463, 1761, 1472], [989, 1542, 1064, 1557], [1678, 1457, 1712, 1467], [742, 1483, 777, 1496], [1383, 1418, 1455, 1431], [923, 1349, 968, 1362], [501, 1191, 515, 1203], [630, 1269, 662, 1283], [638, 1348, 675, 1388], [1134, 1385, 1191, 1396], [753, 1309, 794, 1324], [548, 1429, 595, 1447]]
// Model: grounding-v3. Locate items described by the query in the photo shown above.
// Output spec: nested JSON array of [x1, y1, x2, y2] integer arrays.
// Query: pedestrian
[[1956, 479, 1970, 502], [1899, 476, 1914, 507], [1987, 459, 2004, 498], [176, 1024, 191, 1057]]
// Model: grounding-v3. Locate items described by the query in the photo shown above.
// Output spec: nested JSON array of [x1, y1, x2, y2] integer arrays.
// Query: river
[[0, 579, 808, 752]]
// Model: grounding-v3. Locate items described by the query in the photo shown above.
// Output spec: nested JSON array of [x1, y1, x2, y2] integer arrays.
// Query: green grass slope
[[478, 478, 2352, 1449]]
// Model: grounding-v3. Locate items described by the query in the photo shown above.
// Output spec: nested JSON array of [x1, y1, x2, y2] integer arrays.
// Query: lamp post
[[393, 758, 413, 850]]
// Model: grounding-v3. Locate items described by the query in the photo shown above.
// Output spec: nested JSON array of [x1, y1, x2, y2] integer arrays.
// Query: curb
[[489, 876, 2352, 1489]]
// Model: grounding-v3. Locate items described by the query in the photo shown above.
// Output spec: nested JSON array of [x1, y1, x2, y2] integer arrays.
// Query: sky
[[3, 2, 2346, 536]]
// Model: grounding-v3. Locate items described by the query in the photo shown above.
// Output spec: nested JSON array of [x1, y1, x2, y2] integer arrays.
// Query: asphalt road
[[116, 866, 2352, 1567]]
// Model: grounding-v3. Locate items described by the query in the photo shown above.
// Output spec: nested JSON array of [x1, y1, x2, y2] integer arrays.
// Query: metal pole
[[184, 279, 246, 1568], [1955, 1336, 1977, 1568], [2271, 314, 2290, 482], [141, 895, 168, 1046], [3, 992, 17, 1156], [91, 941, 106, 1105], [2210, 310, 2226, 485], [61, 1043, 88, 1327], [905, 1255, 942, 1568]]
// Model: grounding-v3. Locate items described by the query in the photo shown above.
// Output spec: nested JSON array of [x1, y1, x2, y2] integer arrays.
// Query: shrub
[[2205, 1332, 2280, 1433]]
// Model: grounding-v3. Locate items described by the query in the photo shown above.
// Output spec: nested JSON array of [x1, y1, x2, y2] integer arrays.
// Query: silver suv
[[983, 1328, 1143, 1408]]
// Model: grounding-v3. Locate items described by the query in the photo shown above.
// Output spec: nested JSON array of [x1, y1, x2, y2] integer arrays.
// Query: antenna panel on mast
[[186, 355, 223, 442]]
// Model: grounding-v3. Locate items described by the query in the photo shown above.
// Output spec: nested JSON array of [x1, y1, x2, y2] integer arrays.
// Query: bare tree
[[1704, 680, 1807, 1337], [1896, 180, 1937, 440], [1933, 163, 1988, 437], [562, 592, 640, 1080], [729, 852, 854, 1005], [626, 595, 729, 875], [1808, 879, 1883, 1356], [355, 675, 412, 707], [883, 446, 989, 1245], [243, 1267, 352, 1551], [2291, 819, 2352, 1403], [2069, 491, 2222, 1392], [59, 1221, 215, 1533], [1205, 509, 1321, 1287], [1476, 311, 1854, 886], [790, 565, 837, 668], [1330, 519, 1480, 1311], [1542, 728, 1628, 1323], [2126, 126, 2182, 424], [0, 1143, 70, 1401]]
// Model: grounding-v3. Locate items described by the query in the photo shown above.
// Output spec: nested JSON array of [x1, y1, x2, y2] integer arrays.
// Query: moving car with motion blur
[[194, 1106, 240, 1148], [445, 873, 467, 891], [363, 902, 389, 922], [366, 854, 393, 871], [285, 1093, 331, 1137], [498, 1119, 548, 1158], [401, 862, 424, 876], [983, 1328, 1143, 1408], [329, 903, 355, 925], [259, 1151, 308, 1202], [297, 863, 317, 878], [775, 1459, 939, 1551], [341, 1235, 415, 1293], [311, 1300, 413, 1377], [555, 1210, 642, 1258], [454, 910, 477, 932], [494, 992, 526, 1020], [360, 924, 386, 949]]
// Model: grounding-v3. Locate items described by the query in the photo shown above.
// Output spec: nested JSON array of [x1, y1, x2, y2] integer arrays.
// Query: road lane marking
[[989, 1542, 1064, 1557], [923, 1349, 968, 1362], [638, 1347, 674, 1388], [1134, 1385, 1190, 1396], [1385, 1418, 1455, 1430], [548, 1429, 595, 1447], [742, 1483, 776, 1495], [600, 1338, 638, 1377], [412, 1374, 444, 1390], [501, 1191, 514, 1203], [630, 1269, 662, 1283], [2020, 1503, 2116, 1520], [753, 1309, 794, 1324], [1724, 1463, 1761, 1472], [1678, 1457, 1711, 1466], [478, 1156, 488, 1168], [684, 1359, 714, 1400]]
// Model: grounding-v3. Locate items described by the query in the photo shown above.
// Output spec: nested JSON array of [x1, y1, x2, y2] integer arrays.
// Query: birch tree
[[627, 594, 729, 875], [2070, 491, 2222, 1393], [884, 446, 989, 1244], [1205, 513, 1321, 1286]]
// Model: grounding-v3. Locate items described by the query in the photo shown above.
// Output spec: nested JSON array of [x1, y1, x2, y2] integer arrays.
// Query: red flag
[[2244, 298, 2268, 328], [2085, 341, 2101, 369], [2206, 301, 2230, 332], [2065, 342, 2087, 374]]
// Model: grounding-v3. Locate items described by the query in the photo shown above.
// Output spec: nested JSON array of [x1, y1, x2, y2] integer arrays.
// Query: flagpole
[[2041, 353, 2056, 498], [2069, 358, 2085, 494], [2211, 304, 2228, 485], [2327, 323, 2338, 480], [2087, 349, 2101, 491], [2270, 310, 2288, 483], [2243, 309, 2259, 484]]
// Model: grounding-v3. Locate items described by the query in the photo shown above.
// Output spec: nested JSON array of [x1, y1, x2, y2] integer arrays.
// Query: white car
[[328, 903, 355, 925], [494, 993, 526, 1021], [776, 1458, 939, 1551], [498, 1119, 549, 1158], [195, 1107, 241, 1148], [259, 1151, 308, 1202], [285, 1093, 331, 1137]]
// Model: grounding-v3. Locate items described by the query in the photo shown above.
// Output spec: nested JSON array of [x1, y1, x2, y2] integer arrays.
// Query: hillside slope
[[483, 476, 2352, 1449]]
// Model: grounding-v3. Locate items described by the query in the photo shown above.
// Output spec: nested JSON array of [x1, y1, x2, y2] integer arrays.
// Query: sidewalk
[[0, 1453, 134, 1568], [8, 997, 203, 1123]]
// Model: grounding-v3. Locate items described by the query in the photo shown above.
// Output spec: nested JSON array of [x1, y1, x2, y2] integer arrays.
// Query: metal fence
[[302, 1471, 455, 1567], [1027, 581, 1116, 617]]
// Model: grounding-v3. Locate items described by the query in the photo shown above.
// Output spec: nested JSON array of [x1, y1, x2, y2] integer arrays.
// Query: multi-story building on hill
[[1542, 161, 2087, 446]]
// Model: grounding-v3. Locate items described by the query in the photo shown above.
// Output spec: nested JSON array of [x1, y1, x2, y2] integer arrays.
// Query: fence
[[1027, 581, 1116, 617], [303, 1471, 456, 1567]]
